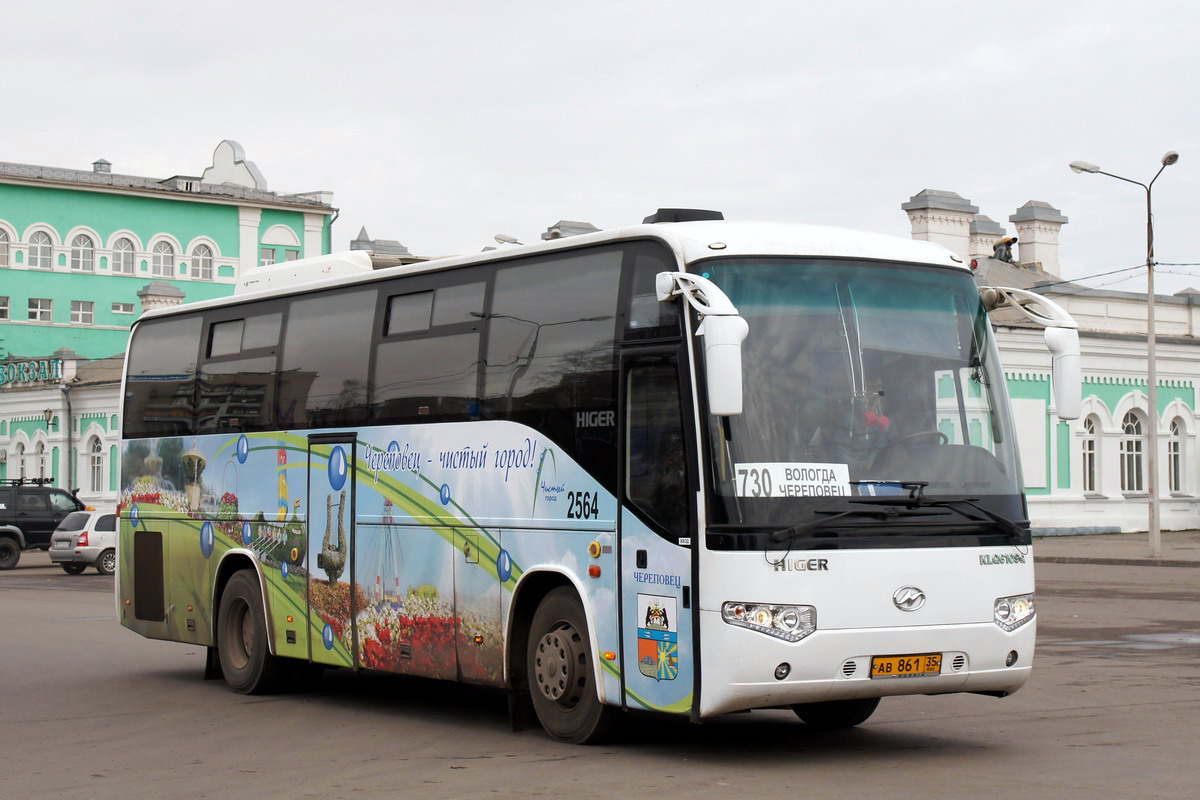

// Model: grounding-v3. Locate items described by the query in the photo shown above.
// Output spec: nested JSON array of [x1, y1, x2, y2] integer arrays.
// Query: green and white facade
[[0, 141, 335, 506], [907, 190, 1200, 533]]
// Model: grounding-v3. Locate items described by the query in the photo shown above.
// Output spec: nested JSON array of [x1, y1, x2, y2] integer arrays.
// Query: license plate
[[53, 541, 71, 549], [870, 653, 942, 679]]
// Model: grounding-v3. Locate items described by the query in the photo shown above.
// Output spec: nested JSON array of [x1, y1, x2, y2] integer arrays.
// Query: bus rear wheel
[[527, 587, 615, 744], [217, 570, 291, 694], [792, 697, 880, 729]]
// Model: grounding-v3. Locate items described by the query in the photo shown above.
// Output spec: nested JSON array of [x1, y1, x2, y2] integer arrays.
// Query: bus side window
[[279, 287, 377, 429], [484, 247, 622, 490], [625, 357, 688, 542], [124, 316, 203, 438]]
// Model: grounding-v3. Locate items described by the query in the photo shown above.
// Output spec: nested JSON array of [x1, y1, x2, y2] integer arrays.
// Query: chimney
[[137, 281, 186, 314], [1009, 201, 1068, 274], [92, 159, 112, 174], [901, 190, 979, 260], [969, 215, 1007, 261]]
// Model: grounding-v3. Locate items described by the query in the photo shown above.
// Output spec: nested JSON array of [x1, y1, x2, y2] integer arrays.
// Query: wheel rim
[[226, 598, 253, 670], [100, 552, 116, 573], [533, 622, 586, 708]]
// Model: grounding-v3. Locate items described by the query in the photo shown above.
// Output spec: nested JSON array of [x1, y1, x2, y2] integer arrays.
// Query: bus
[[116, 208, 1081, 743]]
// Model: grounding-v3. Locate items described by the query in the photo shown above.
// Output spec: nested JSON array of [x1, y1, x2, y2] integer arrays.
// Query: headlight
[[993, 593, 1035, 632], [722, 601, 816, 642]]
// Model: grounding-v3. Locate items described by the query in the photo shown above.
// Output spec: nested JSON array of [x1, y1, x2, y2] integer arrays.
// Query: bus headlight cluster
[[993, 593, 1035, 632], [722, 602, 816, 642]]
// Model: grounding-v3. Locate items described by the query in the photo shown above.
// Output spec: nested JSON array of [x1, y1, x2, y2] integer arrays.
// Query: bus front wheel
[[217, 570, 290, 694], [527, 587, 615, 744], [792, 697, 881, 729]]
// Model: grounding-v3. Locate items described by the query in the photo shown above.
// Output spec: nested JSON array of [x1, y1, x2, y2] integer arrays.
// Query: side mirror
[[981, 285, 1082, 421], [697, 315, 750, 416], [657, 271, 749, 417], [1045, 327, 1081, 420]]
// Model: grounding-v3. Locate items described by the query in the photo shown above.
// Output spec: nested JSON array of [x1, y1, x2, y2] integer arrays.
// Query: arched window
[[89, 436, 105, 493], [29, 231, 53, 269], [1119, 411, 1144, 493], [152, 241, 175, 278], [112, 237, 135, 275], [192, 244, 213, 280], [1081, 416, 1099, 493], [16, 442, 26, 480], [71, 234, 95, 271], [36, 441, 47, 481], [0, 229, 9, 267], [1168, 418, 1184, 494]]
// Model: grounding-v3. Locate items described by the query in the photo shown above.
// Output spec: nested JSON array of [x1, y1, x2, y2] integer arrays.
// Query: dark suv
[[0, 479, 87, 569]]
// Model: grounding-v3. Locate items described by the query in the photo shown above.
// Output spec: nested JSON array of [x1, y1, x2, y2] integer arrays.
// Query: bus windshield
[[698, 258, 1024, 545]]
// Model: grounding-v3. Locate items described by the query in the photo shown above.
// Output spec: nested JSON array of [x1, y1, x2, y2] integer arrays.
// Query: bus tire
[[792, 696, 881, 729], [527, 586, 615, 744], [217, 569, 290, 695]]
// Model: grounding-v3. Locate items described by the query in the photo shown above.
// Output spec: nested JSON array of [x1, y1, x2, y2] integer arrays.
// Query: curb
[[1034, 556, 1200, 568]]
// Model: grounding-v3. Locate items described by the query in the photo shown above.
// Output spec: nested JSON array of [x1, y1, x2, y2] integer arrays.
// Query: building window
[[284, 249, 300, 261], [1081, 416, 1098, 493], [1119, 411, 1144, 493], [89, 436, 105, 493], [152, 241, 175, 277], [16, 443, 26, 479], [192, 244, 213, 280], [28, 297, 52, 322], [0, 229, 9, 266], [29, 231, 53, 269], [70, 234, 95, 271], [36, 442, 47, 481], [112, 237, 135, 275], [71, 300, 94, 324], [1168, 418, 1184, 494], [112, 302, 134, 314], [0, 296, 8, 321], [260, 247, 276, 266]]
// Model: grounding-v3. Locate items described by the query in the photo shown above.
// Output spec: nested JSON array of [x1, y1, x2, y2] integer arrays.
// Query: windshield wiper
[[851, 482, 1029, 542], [770, 505, 940, 543]]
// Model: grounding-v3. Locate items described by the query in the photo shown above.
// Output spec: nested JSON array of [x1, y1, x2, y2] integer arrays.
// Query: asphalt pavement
[[1034, 528, 1200, 567]]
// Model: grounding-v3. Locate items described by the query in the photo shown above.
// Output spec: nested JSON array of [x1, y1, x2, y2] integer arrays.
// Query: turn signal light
[[588, 565, 601, 578]]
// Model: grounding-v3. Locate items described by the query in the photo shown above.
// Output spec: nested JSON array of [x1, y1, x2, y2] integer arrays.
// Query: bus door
[[618, 350, 698, 717], [306, 433, 358, 668]]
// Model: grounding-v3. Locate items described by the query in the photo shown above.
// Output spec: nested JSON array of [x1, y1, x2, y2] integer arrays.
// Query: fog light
[[1005, 650, 1018, 667], [774, 663, 791, 680]]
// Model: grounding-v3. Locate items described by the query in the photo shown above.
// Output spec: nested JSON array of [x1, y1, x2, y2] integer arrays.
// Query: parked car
[[48, 509, 117, 576], [0, 479, 88, 569]]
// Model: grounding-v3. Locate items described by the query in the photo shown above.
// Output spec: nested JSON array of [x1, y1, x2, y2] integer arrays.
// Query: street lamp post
[[1070, 151, 1179, 558]]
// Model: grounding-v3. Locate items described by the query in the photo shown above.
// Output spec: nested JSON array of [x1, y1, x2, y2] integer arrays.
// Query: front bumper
[[698, 610, 1035, 717]]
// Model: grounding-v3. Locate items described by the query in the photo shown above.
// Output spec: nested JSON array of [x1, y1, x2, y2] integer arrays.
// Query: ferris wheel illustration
[[362, 498, 405, 605]]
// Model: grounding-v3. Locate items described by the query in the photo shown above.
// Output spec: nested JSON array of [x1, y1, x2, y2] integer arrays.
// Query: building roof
[[0, 159, 333, 212]]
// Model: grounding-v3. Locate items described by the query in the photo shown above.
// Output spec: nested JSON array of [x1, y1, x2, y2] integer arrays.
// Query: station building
[[0, 141, 335, 505]]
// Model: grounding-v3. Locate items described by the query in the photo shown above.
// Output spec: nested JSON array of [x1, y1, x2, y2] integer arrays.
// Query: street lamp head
[[1069, 160, 1101, 174], [1161, 150, 1179, 167]]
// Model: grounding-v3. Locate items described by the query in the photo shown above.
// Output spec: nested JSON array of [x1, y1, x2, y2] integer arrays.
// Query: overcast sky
[[8, 1, 1198, 293]]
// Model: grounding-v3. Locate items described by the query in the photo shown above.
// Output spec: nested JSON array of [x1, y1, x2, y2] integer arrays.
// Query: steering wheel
[[894, 430, 949, 446]]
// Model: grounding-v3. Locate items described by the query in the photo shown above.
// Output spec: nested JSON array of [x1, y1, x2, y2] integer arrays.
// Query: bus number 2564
[[567, 491, 600, 519]]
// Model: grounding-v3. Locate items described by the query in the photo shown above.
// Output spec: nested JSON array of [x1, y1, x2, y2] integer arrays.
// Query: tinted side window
[[626, 357, 688, 541], [624, 241, 681, 340], [97, 514, 117, 531], [17, 491, 48, 512], [373, 276, 485, 425], [200, 305, 283, 434], [124, 316, 203, 438], [483, 247, 621, 489], [279, 288, 377, 428], [48, 491, 80, 513]]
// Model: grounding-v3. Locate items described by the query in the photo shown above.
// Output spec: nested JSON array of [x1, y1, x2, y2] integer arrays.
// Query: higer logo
[[892, 586, 926, 612]]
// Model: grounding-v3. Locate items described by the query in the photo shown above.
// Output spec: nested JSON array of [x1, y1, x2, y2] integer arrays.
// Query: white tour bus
[[116, 208, 1081, 743]]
